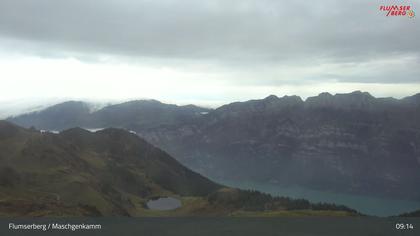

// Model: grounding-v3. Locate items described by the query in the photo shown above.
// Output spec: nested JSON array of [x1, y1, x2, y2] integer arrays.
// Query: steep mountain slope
[[0, 120, 220, 216], [0, 121, 355, 217], [136, 92, 420, 200]]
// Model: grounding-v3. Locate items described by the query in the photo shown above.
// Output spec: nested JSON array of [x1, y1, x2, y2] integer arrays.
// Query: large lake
[[219, 180, 420, 217]]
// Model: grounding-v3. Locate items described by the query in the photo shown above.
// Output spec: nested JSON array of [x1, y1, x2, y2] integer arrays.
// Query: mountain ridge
[[7, 91, 420, 122], [8, 99, 211, 131]]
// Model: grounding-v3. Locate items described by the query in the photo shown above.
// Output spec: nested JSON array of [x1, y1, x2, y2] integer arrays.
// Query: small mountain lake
[[147, 197, 182, 210]]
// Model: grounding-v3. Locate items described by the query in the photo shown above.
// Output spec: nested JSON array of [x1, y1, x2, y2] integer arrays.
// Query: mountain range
[[7, 91, 420, 201], [9, 100, 210, 131], [0, 121, 356, 216]]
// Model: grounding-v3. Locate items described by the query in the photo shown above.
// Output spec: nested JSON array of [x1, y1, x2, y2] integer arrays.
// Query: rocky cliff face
[[136, 92, 420, 200]]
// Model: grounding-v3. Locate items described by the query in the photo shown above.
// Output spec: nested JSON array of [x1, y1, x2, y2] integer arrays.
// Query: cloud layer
[[0, 0, 419, 106]]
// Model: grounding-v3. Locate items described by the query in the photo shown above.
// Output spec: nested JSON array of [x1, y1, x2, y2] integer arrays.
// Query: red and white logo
[[379, 5, 415, 17]]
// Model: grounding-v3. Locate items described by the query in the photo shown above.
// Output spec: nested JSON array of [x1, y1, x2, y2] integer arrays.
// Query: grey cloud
[[0, 0, 419, 84], [0, 0, 418, 59]]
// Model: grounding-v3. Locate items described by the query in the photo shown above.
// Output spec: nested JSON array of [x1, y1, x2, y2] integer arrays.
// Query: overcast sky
[[0, 0, 419, 114]]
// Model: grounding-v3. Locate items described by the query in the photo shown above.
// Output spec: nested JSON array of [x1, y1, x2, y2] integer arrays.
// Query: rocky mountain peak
[[306, 91, 376, 109], [264, 94, 279, 101], [402, 93, 420, 105]]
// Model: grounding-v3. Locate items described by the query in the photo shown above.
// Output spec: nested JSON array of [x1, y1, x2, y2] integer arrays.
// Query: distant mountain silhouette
[[9, 101, 91, 130], [7, 92, 420, 200], [9, 100, 209, 131]]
